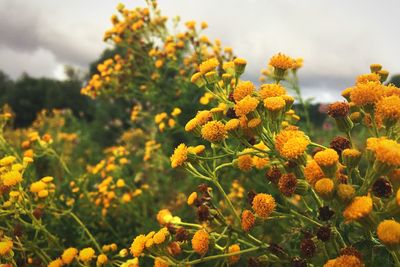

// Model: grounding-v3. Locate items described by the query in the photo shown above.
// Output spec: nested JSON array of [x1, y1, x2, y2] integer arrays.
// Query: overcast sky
[[0, 0, 399, 102]]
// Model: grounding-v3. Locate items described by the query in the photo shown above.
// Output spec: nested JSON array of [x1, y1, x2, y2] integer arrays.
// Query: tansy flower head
[[343, 196, 373, 222], [154, 257, 169, 267], [370, 64, 382, 73], [356, 73, 381, 84], [153, 229, 168, 244], [247, 118, 261, 129], [188, 145, 205, 155], [275, 126, 305, 152], [62, 247, 78, 264], [269, 53, 294, 70], [30, 180, 47, 193], [79, 247, 95, 263], [327, 102, 350, 118], [375, 95, 400, 124], [201, 121, 226, 142], [170, 144, 188, 168], [314, 149, 339, 167], [350, 81, 383, 107], [368, 138, 400, 167], [233, 58, 247, 75], [225, 119, 240, 132], [1, 171, 22, 186], [280, 136, 309, 160], [0, 239, 13, 256], [264, 96, 286, 112], [48, 259, 63, 267], [377, 220, 400, 246], [195, 110, 212, 125], [130, 235, 147, 257], [237, 149, 254, 172], [252, 193, 276, 218], [315, 178, 335, 199], [241, 210, 255, 231], [97, 254, 108, 265], [337, 184, 355, 203], [156, 209, 172, 225], [324, 255, 363, 267], [191, 72, 206, 87], [228, 244, 241, 264], [185, 118, 199, 133], [191, 230, 209, 255], [199, 58, 219, 74], [187, 192, 197, 205], [258, 84, 287, 99], [233, 81, 255, 102], [0, 156, 16, 166], [234, 95, 259, 117], [278, 173, 297, 197]]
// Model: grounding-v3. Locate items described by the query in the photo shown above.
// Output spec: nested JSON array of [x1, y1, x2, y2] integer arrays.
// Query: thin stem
[[69, 212, 101, 251]]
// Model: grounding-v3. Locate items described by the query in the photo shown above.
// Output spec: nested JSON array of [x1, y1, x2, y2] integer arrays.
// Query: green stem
[[69, 212, 101, 251]]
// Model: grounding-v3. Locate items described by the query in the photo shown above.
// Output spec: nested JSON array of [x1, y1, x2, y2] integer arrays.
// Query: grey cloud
[[0, 0, 99, 68]]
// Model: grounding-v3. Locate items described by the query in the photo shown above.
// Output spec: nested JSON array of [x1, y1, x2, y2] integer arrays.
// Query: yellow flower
[[275, 126, 306, 152], [377, 220, 400, 246], [375, 95, 400, 124], [241, 210, 255, 232], [61, 247, 78, 264], [280, 136, 309, 160], [171, 107, 181, 117], [315, 178, 334, 198], [188, 145, 205, 155], [258, 84, 286, 99], [48, 259, 63, 267], [97, 254, 108, 265], [324, 255, 363, 267], [233, 81, 255, 102], [38, 189, 49, 198], [356, 73, 380, 84], [79, 247, 95, 262], [350, 81, 383, 107], [153, 229, 168, 244], [156, 209, 172, 225], [314, 149, 339, 167], [0, 240, 13, 255], [130, 235, 147, 257], [225, 119, 240, 131], [154, 257, 169, 267], [234, 95, 259, 117], [0, 156, 16, 166], [201, 121, 226, 142], [252, 193, 276, 218], [264, 96, 286, 112], [170, 144, 188, 168], [237, 149, 254, 171], [199, 58, 219, 74], [269, 53, 294, 70], [343, 196, 373, 222], [185, 118, 199, 133], [30, 181, 47, 193], [228, 244, 241, 264], [195, 110, 212, 125], [368, 138, 400, 167], [187, 192, 197, 205], [192, 230, 209, 255], [2, 171, 22, 186]]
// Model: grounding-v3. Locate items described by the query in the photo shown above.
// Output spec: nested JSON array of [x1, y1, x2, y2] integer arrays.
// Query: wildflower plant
[[126, 55, 400, 266]]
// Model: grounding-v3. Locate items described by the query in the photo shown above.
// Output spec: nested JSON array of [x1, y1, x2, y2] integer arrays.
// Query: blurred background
[[0, 0, 399, 129]]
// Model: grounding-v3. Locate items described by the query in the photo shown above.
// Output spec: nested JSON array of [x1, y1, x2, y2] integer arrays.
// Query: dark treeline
[[0, 65, 399, 143]]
